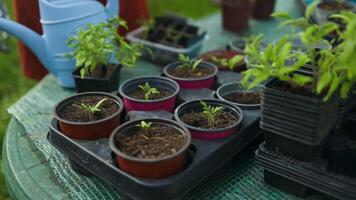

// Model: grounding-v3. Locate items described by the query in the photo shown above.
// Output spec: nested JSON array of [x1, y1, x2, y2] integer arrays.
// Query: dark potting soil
[[117, 124, 187, 159], [224, 92, 261, 104], [169, 66, 213, 79], [181, 111, 238, 129], [128, 88, 173, 100], [58, 96, 119, 122]]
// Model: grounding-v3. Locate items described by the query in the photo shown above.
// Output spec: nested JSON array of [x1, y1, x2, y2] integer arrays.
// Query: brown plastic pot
[[221, 0, 255, 33], [200, 50, 246, 72], [53, 92, 124, 140], [109, 118, 191, 179], [253, 0, 276, 19]]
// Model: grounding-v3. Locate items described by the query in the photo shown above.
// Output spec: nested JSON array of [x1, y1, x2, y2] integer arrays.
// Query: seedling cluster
[[73, 98, 107, 120], [242, 0, 356, 100], [178, 54, 202, 72], [200, 101, 223, 127], [68, 17, 144, 78], [138, 82, 160, 100], [210, 55, 244, 70]]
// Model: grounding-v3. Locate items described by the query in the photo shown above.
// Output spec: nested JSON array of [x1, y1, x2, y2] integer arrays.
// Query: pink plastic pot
[[119, 76, 180, 112], [174, 99, 243, 140], [163, 61, 218, 90]]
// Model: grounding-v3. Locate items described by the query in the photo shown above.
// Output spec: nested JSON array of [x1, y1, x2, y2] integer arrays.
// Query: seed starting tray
[[48, 109, 261, 200], [256, 143, 356, 200]]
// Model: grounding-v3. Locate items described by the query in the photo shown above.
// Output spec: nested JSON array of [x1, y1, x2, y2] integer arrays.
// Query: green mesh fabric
[[7, 3, 305, 199]]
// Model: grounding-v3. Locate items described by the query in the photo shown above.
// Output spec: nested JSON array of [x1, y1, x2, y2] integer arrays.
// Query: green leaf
[[340, 82, 352, 99], [317, 72, 332, 94], [305, 0, 320, 20], [271, 12, 292, 20]]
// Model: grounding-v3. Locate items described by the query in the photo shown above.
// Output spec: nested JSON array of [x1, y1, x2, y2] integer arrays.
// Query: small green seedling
[[210, 55, 244, 70], [138, 82, 160, 100], [136, 120, 152, 130], [136, 120, 152, 140], [178, 54, 202, 72], [200, 101, 223, 128], [73, 98, 107, 120]]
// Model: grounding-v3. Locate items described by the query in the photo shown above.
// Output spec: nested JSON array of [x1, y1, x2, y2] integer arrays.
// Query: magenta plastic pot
[[174, 99, 243, 139], [163, 61, 218, 89], [119, 76, 180, 112]]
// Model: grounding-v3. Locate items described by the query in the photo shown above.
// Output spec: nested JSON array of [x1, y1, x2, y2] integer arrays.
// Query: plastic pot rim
[[163, 61, 218, 82], [109, 118, 191, 163], [174, 98, 244, 133], [118, 76, 180, 103], [53, 92, 124, 126]]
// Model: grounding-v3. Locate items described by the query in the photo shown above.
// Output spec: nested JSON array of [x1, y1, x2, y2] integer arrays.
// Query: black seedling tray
[[48, 109, 261, 200], [256, 143, 356, 200], [264, 131, 327, 161]]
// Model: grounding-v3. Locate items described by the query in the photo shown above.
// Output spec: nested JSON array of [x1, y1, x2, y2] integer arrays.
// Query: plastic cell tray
[[48, 109, 261, 200]]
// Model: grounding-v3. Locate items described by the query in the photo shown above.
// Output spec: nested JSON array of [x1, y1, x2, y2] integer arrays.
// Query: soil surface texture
[[182, 111, 238, 129], [169, 65, 213, 78], [117, 124, 187, 159], [58, 96, 119, 122], [224, 92, 261, 104], [128, 88, 172, 100]]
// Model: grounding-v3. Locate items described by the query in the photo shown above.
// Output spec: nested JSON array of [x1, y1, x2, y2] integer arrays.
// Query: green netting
[[7, 4, 305, 199]]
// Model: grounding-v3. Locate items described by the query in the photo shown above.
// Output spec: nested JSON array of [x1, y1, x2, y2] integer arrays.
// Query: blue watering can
[[0, 0, 119, 88]]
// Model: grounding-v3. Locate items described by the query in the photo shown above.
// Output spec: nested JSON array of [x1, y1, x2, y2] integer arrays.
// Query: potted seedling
[[68, 17, 144, 93], [217, 82, 264, 110], [253, 0, 276, 19], [119, 76, 180, 112], [200, 50, 245, 72], [109, 118, 191, 179], [221, 0, 255, 33], [240, 3, 354, 160], [174, 99, 243, 139], [53, 92, 124, 140], [163, 54, 218, 89]]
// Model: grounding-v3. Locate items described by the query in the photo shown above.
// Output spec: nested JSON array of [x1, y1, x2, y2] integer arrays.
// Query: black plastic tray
[[48, 109, 261, 200], [256, 143, 356, 200]]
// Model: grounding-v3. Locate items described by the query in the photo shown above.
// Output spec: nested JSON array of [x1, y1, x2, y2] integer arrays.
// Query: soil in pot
[[224, 92, 261, 104], [168, 66, 214, 79], [117, 124, 188, 159], [58, 96, 119, 122], [181, 111, 238, 129], [127, 88, 173, 100]]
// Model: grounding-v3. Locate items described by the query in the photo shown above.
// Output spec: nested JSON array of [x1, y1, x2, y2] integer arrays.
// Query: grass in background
[[148, 0, 218, 18], [0, 0, 217, 198], [0, 0, 36, 199]]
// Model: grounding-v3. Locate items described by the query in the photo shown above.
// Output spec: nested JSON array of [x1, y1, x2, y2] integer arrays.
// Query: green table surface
[[3, 2, 304, 199]]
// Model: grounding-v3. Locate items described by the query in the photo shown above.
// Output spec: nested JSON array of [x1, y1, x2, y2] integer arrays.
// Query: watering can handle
[[105, 0, 119, 19]]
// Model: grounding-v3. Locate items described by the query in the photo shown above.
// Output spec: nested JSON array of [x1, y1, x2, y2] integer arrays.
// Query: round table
[[3, 118, 68, 200]]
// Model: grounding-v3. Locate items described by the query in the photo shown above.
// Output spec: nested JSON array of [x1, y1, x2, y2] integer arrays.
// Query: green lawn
[[0, 0, 217, 198]]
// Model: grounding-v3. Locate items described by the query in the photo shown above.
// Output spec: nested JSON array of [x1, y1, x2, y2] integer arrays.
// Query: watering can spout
[[0, 18, 54, 74]]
